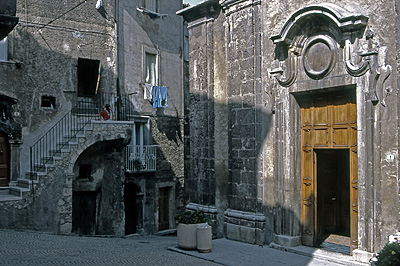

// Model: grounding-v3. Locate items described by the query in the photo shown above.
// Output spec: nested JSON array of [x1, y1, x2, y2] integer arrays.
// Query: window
[[0, 37, 8, 62], [41, 96, 56, 109], [144, 0, 157, 12], [79, 164, 92, 180], [145, 52, 157, 85], [0, 104, 8, 121], [78, 58, 101, 97]]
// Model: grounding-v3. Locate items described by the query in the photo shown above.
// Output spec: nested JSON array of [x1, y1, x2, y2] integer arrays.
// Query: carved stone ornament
[[303, 35, 337, 80], [269, 4, 368, 86], [344, 30, 392, 106], [269, 4, 392, 107]]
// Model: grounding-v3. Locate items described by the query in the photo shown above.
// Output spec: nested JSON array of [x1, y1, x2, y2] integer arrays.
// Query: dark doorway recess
[[158, 187, 170, 231], [125, 183, 138, 235], [72, 191, 98, 235], [78, 58, 100, 97], [0, 132, 9, 187], [316, 149, 350, 254]]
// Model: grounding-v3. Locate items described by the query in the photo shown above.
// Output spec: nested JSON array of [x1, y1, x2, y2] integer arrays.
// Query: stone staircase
[[0, 98, 99, 202]]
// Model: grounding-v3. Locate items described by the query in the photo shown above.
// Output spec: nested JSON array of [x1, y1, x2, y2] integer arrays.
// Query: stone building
[[0, 0, 186, 237], [178, 0, 399, 262]]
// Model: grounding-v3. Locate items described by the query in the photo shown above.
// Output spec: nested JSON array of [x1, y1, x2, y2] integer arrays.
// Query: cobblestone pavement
[[0, 229, 220, 266]]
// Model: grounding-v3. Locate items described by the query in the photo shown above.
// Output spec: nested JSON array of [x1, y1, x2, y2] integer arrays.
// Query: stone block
[[240, 226, 256, 244], [274, 234, 301, 247], [225, 222, 241, 241], [352, 249, 375, 264]]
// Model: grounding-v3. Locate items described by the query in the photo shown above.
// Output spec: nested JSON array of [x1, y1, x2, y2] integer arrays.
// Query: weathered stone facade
[[0, 0, 186, 237], [179, 0, 400, 262]]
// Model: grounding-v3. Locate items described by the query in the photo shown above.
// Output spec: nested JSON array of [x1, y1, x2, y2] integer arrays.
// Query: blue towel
[[159, 86, 168, 108]]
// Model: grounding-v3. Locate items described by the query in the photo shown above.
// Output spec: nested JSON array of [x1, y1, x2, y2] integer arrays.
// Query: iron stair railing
[[29, 98, 98, 181], [28, 93, 144, 193]]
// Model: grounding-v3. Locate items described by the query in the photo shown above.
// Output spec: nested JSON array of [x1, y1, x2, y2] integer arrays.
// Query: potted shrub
[[374, 242, 400, 266], [175, 210, 210, 250]]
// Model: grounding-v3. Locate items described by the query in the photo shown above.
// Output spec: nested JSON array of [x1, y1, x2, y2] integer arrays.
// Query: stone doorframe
[[268, 4, 392, 262]]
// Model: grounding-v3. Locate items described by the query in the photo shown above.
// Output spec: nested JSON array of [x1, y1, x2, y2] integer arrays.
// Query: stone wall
[[180, 0, 400, 260], [0, 0, 117, 177]]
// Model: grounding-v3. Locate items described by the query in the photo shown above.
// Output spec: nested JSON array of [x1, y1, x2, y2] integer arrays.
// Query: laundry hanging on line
[[144, 83, 153, 100], [150, 85, 168, 108]]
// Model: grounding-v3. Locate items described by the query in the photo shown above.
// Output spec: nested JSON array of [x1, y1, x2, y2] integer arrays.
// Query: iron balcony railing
[[126, 145, 158, 172]]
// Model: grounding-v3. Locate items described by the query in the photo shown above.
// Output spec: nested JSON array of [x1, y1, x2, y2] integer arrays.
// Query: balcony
[[0, 0, 19, 40], [126, 145, 158, 173]]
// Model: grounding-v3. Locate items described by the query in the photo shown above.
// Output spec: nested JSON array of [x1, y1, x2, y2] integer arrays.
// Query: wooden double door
[[300, 90, 358, 253]]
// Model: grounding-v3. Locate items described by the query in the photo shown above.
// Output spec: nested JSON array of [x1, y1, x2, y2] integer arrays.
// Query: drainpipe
[[114, 0, 120, 120]]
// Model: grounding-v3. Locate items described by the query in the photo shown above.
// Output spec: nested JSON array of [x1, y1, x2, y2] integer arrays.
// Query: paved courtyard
[[0, 230, 219, 266], [0, 229, 368, 266]]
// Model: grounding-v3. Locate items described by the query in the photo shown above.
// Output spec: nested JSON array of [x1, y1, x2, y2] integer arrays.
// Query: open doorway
[[124, 183, 138, 235], [78, 58, 100, 97], [316, 149, 350, 254], [72, 191, 98, 235], [158, 187, 170, 231], [299, 89, 357, 253]]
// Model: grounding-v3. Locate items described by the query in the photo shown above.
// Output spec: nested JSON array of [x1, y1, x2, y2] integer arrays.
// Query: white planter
[[177, 223, 202, 250], [197, 223, 212, 253]]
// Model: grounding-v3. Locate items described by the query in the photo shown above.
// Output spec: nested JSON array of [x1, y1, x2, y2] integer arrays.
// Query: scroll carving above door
[[269, 4, 392, 107]]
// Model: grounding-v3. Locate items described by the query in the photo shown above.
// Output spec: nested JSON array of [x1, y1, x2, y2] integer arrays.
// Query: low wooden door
[[0, 132, 9, 187], [300, 90, 358, 253]]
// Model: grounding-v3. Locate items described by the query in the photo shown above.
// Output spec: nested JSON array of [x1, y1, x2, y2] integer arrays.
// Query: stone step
[[0, 189, 21, 202], [25, 171, 47, 180], [17, 178, 38, 189], [33, 163, 54, 172], [9, 186, 30, 197]]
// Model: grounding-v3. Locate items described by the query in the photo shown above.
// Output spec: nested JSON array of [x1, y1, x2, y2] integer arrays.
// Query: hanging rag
[[153, 86, 160, 108], [144, 83, 153, 100], [159, 86, 168, 108]]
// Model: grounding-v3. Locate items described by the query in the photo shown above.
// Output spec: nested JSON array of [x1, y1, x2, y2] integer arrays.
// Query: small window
[[144, 0, 157, 12], [0, 37, 8, 62], [79, 164, 92, 180], [0, 104, 8, 120], [41, 96, 56, 109], [78, 58, 101, 97], [145, 52, 157, 85]]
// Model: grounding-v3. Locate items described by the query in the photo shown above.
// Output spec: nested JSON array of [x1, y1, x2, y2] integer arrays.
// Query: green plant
[[175, 210, 211, 225], [375, 242, 400, 266], [132, 159, 143, 171]]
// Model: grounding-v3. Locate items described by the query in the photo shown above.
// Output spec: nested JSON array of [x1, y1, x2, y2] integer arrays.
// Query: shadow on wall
[[156, 112, 183, 145]]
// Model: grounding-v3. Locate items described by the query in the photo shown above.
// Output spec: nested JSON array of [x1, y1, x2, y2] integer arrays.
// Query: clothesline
[[139, 82, 169, 88], [142, 83, 168, 109]]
